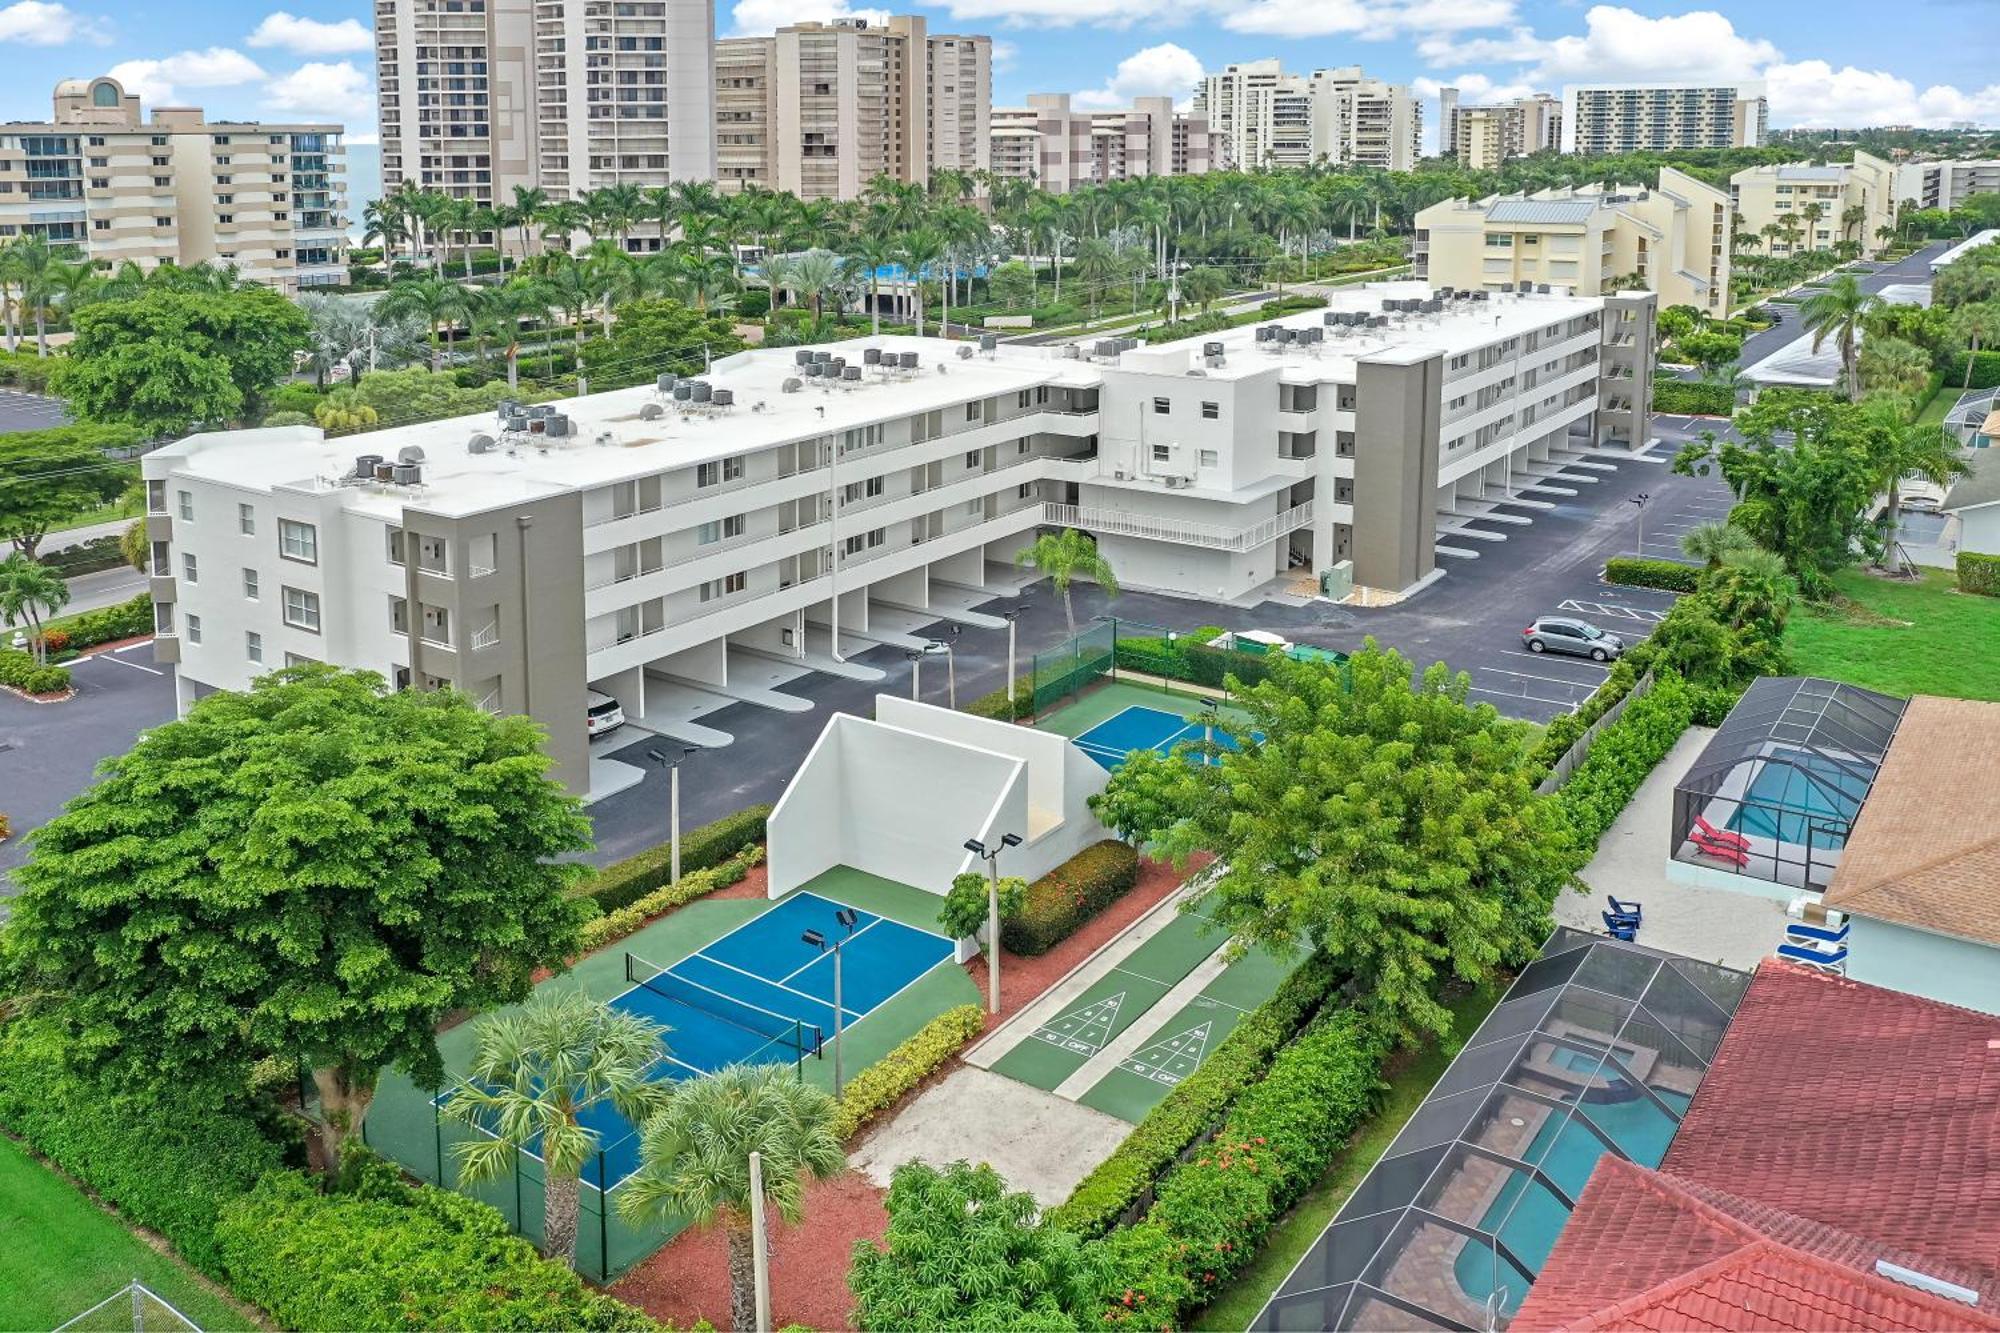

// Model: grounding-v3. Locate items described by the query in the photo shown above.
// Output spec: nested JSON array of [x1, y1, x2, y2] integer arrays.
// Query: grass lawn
[[1191, 982, 1505, 1332], [1785, 567, 2000, 701], [1914, 386, 1955, 429], [0, 1135, 255, 1330]]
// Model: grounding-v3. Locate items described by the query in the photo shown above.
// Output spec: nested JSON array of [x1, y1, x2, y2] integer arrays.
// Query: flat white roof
[[1932, 230, 2000, 273]]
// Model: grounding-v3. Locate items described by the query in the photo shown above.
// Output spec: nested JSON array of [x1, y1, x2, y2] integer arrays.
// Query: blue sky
[[0, 0, 1992, 213]]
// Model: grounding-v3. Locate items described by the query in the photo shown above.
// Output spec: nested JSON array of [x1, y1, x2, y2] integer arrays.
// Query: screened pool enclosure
[[1671, 677, 1906, 890]]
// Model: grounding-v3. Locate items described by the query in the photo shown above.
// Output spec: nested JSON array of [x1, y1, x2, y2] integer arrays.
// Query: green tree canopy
[[1090, 645, 1581, 1040], [3, 665, 593, 1169], [50, 287, 310, 435], [576, 298, 745, 389], [0, 423, 139, 558]]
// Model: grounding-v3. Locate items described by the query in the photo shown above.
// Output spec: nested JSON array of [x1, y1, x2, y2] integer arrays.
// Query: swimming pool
[[1726, 747, 1871, 849], [1450, 1073, 1689, 1313]]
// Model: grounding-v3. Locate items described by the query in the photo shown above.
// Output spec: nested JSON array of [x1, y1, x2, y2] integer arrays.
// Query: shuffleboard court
[[988, 902, 1227, 1092], [1078, 943, 1300, 1122]]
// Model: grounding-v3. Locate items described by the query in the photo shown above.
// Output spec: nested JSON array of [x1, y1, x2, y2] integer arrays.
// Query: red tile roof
[[1658, 962, 2000, 1285], [1515, 1159, 2000, 1333]]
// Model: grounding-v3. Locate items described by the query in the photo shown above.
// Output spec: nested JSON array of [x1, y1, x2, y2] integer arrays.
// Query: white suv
[[586, 690, 626, 737]]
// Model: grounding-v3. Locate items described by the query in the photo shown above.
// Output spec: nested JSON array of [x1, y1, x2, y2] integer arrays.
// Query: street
[[1733, 240, 1954, 372], [0, 387, 66, 434]]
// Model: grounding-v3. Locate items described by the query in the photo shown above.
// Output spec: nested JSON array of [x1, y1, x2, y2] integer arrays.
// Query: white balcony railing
[[470, 622, 501, 650], [1043, 500, 1314, 553]]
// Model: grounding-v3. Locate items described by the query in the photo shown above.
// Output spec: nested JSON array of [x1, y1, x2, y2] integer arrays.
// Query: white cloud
[[1220, 0, 1513, 40], [1074, 42, 1204, 109], [1410, 72, 1539, 105], [344, 130, 379, 146], [246, 11, 372, 54], [930, 0, 1190, 31], [263, 59, 372, 123], [726, 0, 889, 35], [0, 0, 108, 45], [108, 48, 266, 104], [991, 38, 1017, 70], [1764, 60, 2000, 129]]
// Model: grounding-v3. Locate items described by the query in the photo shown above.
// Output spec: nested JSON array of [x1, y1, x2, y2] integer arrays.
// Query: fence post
[[514, 1146, 523, 1227], [598, 1149, 610, 1281], [131, 1278, 144, 1333], [433, 1090, 444, 1184]]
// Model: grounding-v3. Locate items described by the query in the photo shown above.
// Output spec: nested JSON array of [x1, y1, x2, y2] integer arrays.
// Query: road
[[57, 565, 147, 617], [1734, 240, 1955, 372], [0, 387, 66, 434], [41, 516, 137, 554]]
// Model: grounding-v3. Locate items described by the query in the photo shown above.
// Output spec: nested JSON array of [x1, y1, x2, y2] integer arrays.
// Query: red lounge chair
[[1693, 814, 1750, 851], [1689, 830, 1748, 866]]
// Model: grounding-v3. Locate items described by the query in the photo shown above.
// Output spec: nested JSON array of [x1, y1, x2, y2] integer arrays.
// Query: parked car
[[586, 689, 626, 738], [1522, 616, 1625, 661]]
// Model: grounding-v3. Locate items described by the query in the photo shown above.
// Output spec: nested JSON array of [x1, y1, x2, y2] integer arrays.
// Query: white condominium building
[[0, 76, 345, 290], [376, 0, 714, 211], [1895, 159, 2000, 212], [1438, 89, 1561, 170], [1195, 60, 1419, 172], [141, 282, 1653, 793], [988, 94, 1214, 193], [715, 17, 989, 200], [1562, 82, 1767, 154], [1416, 167, 1733, 314], [1729, 152, 1898, 258]]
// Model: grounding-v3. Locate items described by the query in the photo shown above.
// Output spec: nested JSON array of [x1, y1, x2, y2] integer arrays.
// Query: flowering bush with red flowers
[[999, 839, 1139, 955]]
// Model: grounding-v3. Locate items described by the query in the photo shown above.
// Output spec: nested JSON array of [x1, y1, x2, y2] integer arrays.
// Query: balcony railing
[[1043, 500, 1314, 553], [470, 622, 501, 650]]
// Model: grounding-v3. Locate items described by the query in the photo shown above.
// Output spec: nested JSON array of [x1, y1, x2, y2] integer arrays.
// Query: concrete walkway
[[1556, 725, 1788, 971]]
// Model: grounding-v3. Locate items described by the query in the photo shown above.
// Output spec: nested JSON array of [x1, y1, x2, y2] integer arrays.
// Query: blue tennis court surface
[[1074, 704, 1247, 771], [442, 891, 953, 1190]]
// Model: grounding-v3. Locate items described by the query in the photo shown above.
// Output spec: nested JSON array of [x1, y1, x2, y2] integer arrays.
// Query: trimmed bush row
[[1960, 550, 2000, 597], [216, 1152, 660, 1331], [1604, 556, 1701, 593], [575, 845, 763, 953], [1651, 376, 1736, 415], [1549, 673, 1697, 850], [0, 346, 60, 391], [1114, 635, 1283, 693], [1526, 657, 1647, 775], [1104, 1010, 1391, 1320], [1941, 349, 2000, 391], [962, 678, 1033, 722], [47, 594, 153, 651], [1047, 954, 1343, 1238], [0, 648, 70, 695], [37, 534, 126, 578], [833, 1004, 986, 1141], [573, 803, 771, 914], [1000, 840, 1141, 956]]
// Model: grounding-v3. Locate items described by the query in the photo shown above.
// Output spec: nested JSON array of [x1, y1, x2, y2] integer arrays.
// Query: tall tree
[[0, 424, 139, 559], [1800, 273, 1883, 402], [1678, 520, 1755, 569], [1952, 302, 2000, 390], [3, 665, 593, 1170], [0, 552, 70, 664], [1861, 398, 1969, 567], [378, 275, 473, 372], [1014, 528, 1117, 637], [620, 1066, 843, 1333]]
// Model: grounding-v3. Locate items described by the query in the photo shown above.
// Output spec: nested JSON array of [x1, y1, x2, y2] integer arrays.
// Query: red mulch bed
[[609, 1169, 887, 1332]]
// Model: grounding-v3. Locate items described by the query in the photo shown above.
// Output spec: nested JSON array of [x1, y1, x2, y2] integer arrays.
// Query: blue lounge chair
[[1785, 919, 1849, 946], [1606, 896, 1643, 923], [1602, 911, 1638, 942], [1776, 941, 1848, 972]]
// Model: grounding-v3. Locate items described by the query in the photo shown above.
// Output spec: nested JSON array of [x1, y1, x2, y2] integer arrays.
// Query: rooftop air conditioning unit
[[841, 365, 862, 383], [782, 377, 803, 393], [1062, 343, 1082, 359], [656, 372, 678, 392], [465, 435, 494, 455], [712, 388, 735, 409], [863, 347, 883, 365], [979, 334, 997, 353], [545, 414, 571, 437], [899, 352, 918, 370], [397, 445, 426, 465], [392, 464, 422, 485], [353, 453, 383, 478], [689, 381, 712, 403], [640, 402, 665, 420], [957, 344, 975, 359]]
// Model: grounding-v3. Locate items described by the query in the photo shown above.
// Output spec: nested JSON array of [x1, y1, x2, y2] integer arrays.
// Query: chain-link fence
[[54, 1281, 200, 1332]]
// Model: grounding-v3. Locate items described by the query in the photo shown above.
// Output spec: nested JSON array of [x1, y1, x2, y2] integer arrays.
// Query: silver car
[[1522, 616, 1625, 662]]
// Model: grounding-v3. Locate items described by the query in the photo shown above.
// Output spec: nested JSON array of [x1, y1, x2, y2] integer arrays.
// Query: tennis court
[[1073, 704, 1249, 772], [443, 890, 954, 1191]]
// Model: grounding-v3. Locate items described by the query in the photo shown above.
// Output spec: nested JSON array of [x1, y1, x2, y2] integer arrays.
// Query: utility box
[[1320, 561, 1354, 601]]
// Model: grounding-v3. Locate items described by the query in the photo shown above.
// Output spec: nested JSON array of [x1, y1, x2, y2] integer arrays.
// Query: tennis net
[[624, 953, 824, 1061]]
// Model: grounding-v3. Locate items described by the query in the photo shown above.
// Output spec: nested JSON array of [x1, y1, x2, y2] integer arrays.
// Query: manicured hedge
[[1526, 657, 1646, 776], [576, 845, 763, 952], [573, 803, 771, 914], [1941, 350, 2000, 390], [963, 678, 1033, 722], [1047, 954, 1343, 1237], [47, 593, 153, 650], [1652, 377, 1735, 415], [834, 1004, 985, 1140], [0, 648, 70, 695], [215, 1152, 660, 1331], [999, 840, 1141, 956], [1550, 673, 1696, 850], [37, 534, 125, 578], [0, 1018, 294, 1277], [1114, 635, 1283, 693], [0, 346, 60, 391], [1604, 556, 1701, 592], [1960, 550, 2000, 597]]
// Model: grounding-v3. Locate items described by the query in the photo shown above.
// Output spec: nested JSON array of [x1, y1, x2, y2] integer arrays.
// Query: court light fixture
[[1000, 832, 1022, 849], [964, 837, 986, 856], [801, 928, 826, 949], [836, 907, 859, 932]]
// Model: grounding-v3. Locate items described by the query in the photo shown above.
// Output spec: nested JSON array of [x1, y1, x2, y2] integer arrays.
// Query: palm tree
[[1679, 521, 1755, 570], [1069, 238, 1122, 319], [377, 274, 472, 371], [0, 553, 70, 665], [1800, 273, 1883, 402], [1953, 302, 2000, 391], [435, 195, 476, 278], [1014, 529, 1118, 636], [540, 256, 593, 349], [1862, 403, 1969, 568], [510, 185, 550, 260], [486, 276, 556, 389], [582, 241, 639, 339], [778, 248, 843, 322], [844, 233, 899, 334], [442, 991, 672, 1267], [619, 1066, 843, 1333], [539, 200, 588, 255], [896, 229, 944, 336], [8, 236, 68, 356], [1799, 201, 1827, 252], [1857, 335, 1932, 400]]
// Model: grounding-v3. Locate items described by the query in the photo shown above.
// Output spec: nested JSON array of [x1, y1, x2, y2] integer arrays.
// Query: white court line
[[778, 916, 883, 985], [1469, 686, 1579, 708], [1111, 964, 1183, 991], [690, 950, 865, 1023], [1479, 666, 1598, 689], [82, 653, 161, 675]]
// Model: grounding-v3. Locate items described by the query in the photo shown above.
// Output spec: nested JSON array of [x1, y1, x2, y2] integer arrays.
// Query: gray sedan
[[1521, 616, 1625, 662]]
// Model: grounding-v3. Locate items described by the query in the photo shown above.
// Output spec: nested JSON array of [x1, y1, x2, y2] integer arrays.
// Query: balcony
[[1044, 500, 1313, 553]]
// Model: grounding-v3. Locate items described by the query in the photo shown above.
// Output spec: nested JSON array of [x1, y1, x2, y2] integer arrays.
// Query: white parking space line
[[1496, 649, 1611, 673], [81, 652, 163, 675], [1559, 598, 1670, 623], [1479, 666, 1598, 689], [1469, 686, 1580, 709]]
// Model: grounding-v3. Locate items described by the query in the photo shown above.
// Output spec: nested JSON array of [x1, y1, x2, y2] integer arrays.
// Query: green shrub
[[1047, 954, 1342, 1237], [0, 649, 70, 694], [963, 680, 1033, 721], [36, 534, 125, 578], [1604, 557, 1701, 592], [1651, 377, 1736, 415], [1528, 657, 1645, 774], [0, 1018, 293, 1277], [574, 803, 771, 914], [260, 410, 315, 427], [0, 346, 61, 392], [1113, 635, 1282, 692], [834, 1005, 985, 1140], [47, 593, 153, 650], [1960, 550, 2000, 597], [1551, 674, 1697, 850], [1940, 349, 2000, 390], [1000, 840, 1140, 955], [216, 1151, 660, 1330], [576, 845, 762, 952]]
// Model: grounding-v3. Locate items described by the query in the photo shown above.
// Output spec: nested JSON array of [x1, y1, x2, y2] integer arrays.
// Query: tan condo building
[[715, 17, 989, 201], [1729, 152, 1898, 258], [988, 94, 1213, 193], [1897, 158, 2000, 212], [1415, 167, 1732, 314], [1562, 81, 1767, 154], [1438, 89, 1560, 170], [1194, 60, 1419, 172], [0, 75, 345, 291]]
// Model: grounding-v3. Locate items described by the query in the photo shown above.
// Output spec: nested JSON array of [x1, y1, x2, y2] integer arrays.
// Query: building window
[[386, 528, 404, 564], [965, 402, 981, 422], [182, 552, 198, 583], [279, 519, 317, 564], [282, 586, 321, 632], [390, 596, 408, 633], [177, 490, 193, 521], [246, 631, 263, 663], [1152, 397, 1170, 414], [695, 456, 744, 488], [185, 614, 202, 645], [238, 502, 255, 535], [242, 567, 259, 599], [1199, 449, 1219, 467], [284, 652, 317, 668], [697, 514, 747, 544], [1152, 443, 1171, 462], [1201, 401, 1219, 419], [964, 450, 980, 469], [147, 480, 166, 514], [699, 572, 747, 600]]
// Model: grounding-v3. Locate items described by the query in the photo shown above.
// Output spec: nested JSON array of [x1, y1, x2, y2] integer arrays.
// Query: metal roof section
[[1485, 198, 1601, 225]]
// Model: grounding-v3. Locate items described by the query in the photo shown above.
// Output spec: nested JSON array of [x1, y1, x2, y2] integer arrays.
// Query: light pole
[[1627, 492, 1651, 559], [964, 833, 1022, 1013], [646, 746, 700, 883], [1001, 603, 1026, 714], [1200, 696, 1218, 764], [943, 624, 962, 709], [801, 906, 860, 1094], [905, 647, 925, 700]]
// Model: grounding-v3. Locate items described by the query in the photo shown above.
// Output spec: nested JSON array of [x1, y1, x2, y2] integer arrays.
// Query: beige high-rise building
[[376, 0, 714, 217], [1563, 81, 1767, 154], [1195, 60, 1418, 172], [988, 93, 1214, 193], [1897, 159, 2000, 212], [1730, 152, 1898, 258], [1439, 89, 1560, 170], [1416, 166, 1732, 314], [716, 17, 989, 201], [0, 75, 346, 291]]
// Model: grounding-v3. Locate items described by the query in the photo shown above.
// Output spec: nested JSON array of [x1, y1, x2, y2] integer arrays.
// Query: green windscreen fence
[[1028, 618, 1116, 713]]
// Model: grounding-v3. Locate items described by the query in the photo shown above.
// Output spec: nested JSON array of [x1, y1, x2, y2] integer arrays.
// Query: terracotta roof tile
[[1825, 695, 2000, 948]]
